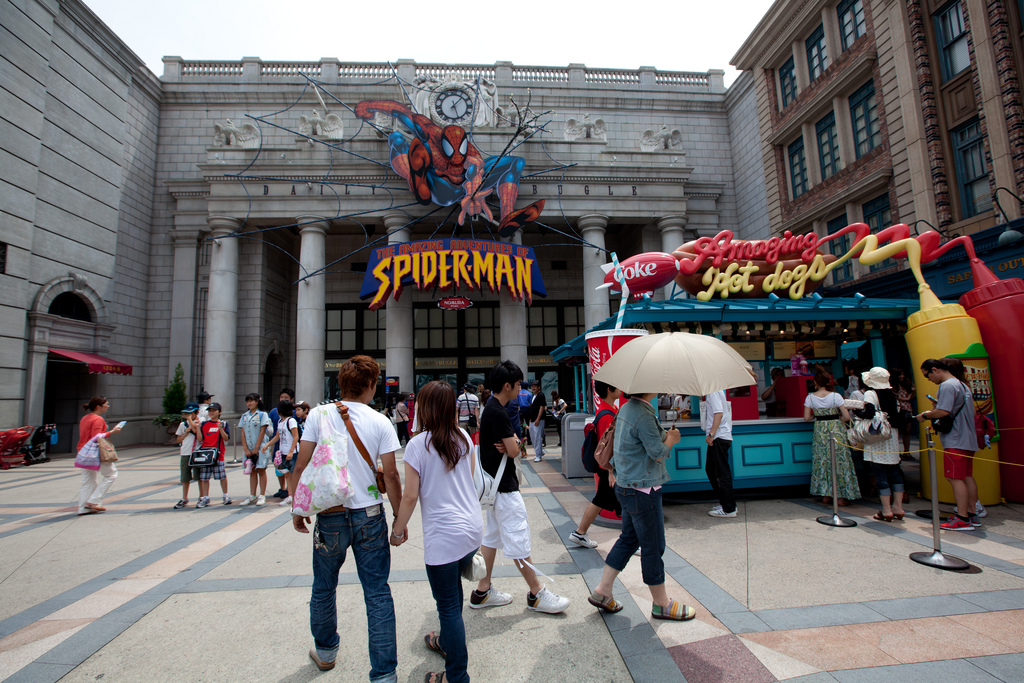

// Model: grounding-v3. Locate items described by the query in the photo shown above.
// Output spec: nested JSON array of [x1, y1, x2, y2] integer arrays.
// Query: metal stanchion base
[[915, 509, 934, 519], [817, 514, 857, 527], [909, 549, 969, 571]]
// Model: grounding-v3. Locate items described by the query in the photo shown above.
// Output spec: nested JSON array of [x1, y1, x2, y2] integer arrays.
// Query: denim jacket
[[612, 397, 671, 489]]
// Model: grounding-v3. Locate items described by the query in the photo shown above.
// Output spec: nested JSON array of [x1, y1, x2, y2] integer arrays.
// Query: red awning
[[49, 349, 133, 375]]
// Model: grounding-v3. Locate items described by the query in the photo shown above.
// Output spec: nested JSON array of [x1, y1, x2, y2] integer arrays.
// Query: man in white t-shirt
[[291, 355, 403, 679], [701, 390, 736, 518]]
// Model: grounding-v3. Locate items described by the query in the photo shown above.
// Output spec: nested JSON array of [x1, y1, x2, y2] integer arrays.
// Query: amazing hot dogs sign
[[360, 239, 546, 310]]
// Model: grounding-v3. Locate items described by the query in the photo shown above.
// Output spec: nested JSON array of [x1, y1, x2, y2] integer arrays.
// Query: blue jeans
[[605, 485, 666, 586], [424, 550, 477, 683], [871, 461, 905, 497], [310, 505, 397, 683]]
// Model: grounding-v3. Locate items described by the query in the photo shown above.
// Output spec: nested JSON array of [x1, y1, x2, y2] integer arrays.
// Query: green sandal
[[652, 599, 696, 621], [588, 590, 624, 613]]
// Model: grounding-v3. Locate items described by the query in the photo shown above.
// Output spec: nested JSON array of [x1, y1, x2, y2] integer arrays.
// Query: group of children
[[173, 390, 309, 510]]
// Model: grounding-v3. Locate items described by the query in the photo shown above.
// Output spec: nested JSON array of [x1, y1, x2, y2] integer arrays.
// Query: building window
[[464, 305, 500, 348], [816, 112, 841, 180], [806, 24, 829, 81], [779, 57, 797, 108], [413, 307, 458, 350], [827, 216, 854, 283], [526, 304, 585, 350], [863, 195, 895, 272], [0, 242, 6, 274], [849, 80, 881, 159], [838, 0, 866, 51], [788, 136, 808, 198], [327, 307, 386, 353], [936, 1, 970, 81], [953, 119, 993, 218]]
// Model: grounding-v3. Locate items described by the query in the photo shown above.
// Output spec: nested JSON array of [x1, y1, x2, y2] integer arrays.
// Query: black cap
[[530, 379, 540, 386], [208, 402, 222, 412], [197, 391, 214, 402], [463, 383, 475, 391]]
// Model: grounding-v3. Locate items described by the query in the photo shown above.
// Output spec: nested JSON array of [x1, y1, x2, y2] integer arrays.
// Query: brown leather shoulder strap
[[336, 403, 377, 473]]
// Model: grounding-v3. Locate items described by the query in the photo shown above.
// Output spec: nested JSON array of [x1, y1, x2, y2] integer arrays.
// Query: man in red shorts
[[916, 358, 977, 531]]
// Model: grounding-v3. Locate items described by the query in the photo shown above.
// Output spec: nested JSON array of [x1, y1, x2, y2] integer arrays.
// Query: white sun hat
[[862, 367, 892, 390]]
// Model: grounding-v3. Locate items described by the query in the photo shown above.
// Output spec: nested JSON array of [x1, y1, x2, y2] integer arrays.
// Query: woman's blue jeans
[[871, 461, 905, 497], [605, 485, 666, 586], [310, 505, 397, 683], [424, 549, 477, 683]]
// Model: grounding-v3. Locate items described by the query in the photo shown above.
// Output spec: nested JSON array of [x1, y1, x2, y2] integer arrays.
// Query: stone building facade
[[1, 0, 766, 448], [732, 0, 1024, 294]]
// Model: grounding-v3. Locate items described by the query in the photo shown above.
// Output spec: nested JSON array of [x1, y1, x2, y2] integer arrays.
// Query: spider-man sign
[[355, 101, 543, 237]]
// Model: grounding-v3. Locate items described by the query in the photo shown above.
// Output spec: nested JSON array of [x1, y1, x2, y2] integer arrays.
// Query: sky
[[83, 0, 776, 87]]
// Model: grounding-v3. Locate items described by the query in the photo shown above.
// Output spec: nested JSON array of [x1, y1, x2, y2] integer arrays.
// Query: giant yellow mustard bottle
[[905, 298, 1000, 505]]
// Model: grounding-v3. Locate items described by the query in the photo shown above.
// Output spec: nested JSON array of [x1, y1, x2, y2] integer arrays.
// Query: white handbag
[[462, 551, 486, 581], [473, 446, 510, 509]]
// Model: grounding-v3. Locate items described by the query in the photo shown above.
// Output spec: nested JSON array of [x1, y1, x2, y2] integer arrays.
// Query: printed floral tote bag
[[291, 404, 354, 515]]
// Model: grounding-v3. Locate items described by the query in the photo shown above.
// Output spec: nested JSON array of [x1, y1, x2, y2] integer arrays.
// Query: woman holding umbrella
[[587, 390, 695, 621]]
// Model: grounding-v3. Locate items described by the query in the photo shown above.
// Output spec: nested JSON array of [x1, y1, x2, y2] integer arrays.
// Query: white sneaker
[[527, 586, 570, 614], [533, 455, 542, 462], [709, 507, 737, 518], [975, 501, 987, 518], [239, 495, 256, 506], [568, 531, 598, 548], [469, 585, 513, 609], [709, 504, 723, 514], [279, 496, 292, 507], [256, 495, 266, 506]]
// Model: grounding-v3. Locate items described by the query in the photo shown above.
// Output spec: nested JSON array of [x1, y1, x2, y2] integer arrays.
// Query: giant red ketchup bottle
[[960, 259, 1024, 503]]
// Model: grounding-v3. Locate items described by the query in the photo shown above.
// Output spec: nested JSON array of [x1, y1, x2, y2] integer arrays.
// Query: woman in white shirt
[[390, 381, 483, 683]]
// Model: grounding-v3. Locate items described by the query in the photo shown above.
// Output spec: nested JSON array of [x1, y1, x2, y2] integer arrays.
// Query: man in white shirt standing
[[456, 383, 480, 436], [702, 390, 736, 518], [291, 355, 404, 680]]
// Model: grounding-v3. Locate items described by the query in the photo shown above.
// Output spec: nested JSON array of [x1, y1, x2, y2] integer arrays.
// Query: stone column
[[205, 216, 241, 412], [168, 228, 203, 389], [24, 313, 53, 426], [579, 214, 611, 332], [500, 232, 528, 375], [295, 216, 328, 404], [658, 214, 688, 300], [384, 213, 414, 393]]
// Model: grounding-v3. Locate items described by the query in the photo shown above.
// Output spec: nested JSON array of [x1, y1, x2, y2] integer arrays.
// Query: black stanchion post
[[817, 437, 856, 527], [910, 428, 968, 570]]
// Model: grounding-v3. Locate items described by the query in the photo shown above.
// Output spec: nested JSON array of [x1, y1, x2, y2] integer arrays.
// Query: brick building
[[732, 0, 1024, 296]]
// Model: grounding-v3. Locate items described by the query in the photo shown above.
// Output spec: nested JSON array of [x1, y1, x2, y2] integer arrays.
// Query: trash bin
[[561, 413, 592, 479]]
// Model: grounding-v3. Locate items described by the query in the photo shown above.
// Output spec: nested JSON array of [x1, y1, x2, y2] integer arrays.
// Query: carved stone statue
[[640, 125, 683, 152], [299, 109, 344, 139], [564, 114, 607, 142], [213, 119, 260, 148]]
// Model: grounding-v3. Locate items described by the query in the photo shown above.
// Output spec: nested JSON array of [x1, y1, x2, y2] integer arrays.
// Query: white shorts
[[481, 491, 531, 560]]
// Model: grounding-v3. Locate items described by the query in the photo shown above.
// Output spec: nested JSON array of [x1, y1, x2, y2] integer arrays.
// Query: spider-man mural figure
[[355, 100, 543, 237]]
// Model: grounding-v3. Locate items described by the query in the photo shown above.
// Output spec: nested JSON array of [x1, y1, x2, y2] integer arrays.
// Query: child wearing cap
[[197, 402, 232, 507], [174, 402, 202, 509]]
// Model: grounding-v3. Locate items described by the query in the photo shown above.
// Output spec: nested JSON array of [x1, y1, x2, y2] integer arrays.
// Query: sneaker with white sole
[[709, 504, 723, 514], [527, 586, 570, 614], [709, 507, 737, 518], [469, 585, 513, 609], [173, 499, 188, 509], [975, 501, 987, 518], [256, 495, 266, 506], [279, 496, 292, 507], [223, 495, 232, 505], [239, 495, 256, 506], [568, 531, 598, 548], [940, 515, 974, 531], [969, 515, 982, 527], [533, 455, 542, 462], [197, 497, 209, 508]]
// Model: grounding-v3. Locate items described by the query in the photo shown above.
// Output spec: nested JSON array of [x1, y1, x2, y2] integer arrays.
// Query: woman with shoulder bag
[[854, 368, 906, 521], [75, 396, 123, 515], [390, 381, 483, 683]]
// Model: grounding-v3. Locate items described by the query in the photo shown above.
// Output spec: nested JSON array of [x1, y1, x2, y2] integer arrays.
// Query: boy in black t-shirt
[[470, 361, 570, 614]]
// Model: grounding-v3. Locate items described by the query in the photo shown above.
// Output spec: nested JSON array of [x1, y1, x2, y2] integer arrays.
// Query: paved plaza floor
[[1, 439, 1023, 682]]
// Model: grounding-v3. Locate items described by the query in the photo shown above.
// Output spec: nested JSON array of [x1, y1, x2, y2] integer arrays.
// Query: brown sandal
[[423, 631, 446, 658], [872, 512, 894, 522], [424, 673, 446, 683]]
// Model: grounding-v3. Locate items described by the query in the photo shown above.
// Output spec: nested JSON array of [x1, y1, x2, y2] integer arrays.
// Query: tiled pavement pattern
[[1, 441, 1023, 682]]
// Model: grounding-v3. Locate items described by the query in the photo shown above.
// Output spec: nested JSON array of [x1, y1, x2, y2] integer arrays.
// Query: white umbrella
[[593, 332, 755, 396]]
